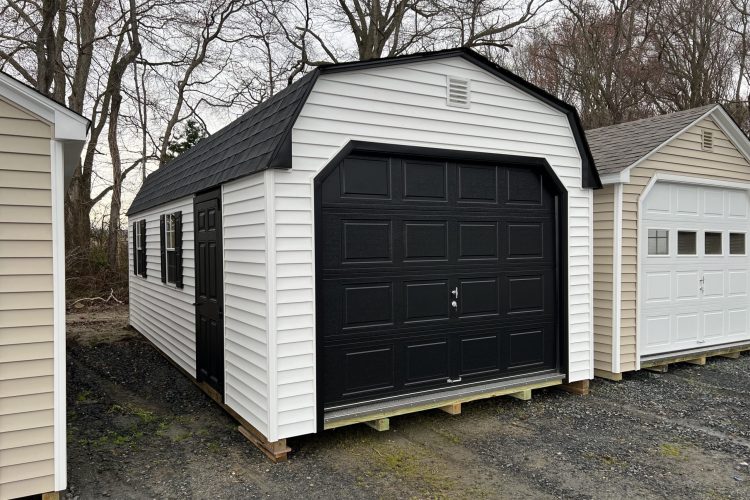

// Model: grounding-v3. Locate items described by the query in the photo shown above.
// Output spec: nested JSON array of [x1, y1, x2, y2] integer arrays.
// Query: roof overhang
[[598, 104, 750, 185], [0, 71, 89, 189]]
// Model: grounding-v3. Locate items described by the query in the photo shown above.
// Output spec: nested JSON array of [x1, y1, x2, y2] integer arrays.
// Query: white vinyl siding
[[0, 97, 57, 500], [128, 197, 196, 375], [222, 174, 270, 437], [267, 56, 593, 440]]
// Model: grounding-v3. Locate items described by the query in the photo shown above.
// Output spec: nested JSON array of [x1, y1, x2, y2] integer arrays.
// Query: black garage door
[[316, 148, 565, 409]]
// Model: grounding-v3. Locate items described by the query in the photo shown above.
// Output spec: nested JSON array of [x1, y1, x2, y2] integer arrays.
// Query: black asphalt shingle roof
[[128, 71, 317, 215], [585, 105, 718, 176], [129, 48, 601, 215]]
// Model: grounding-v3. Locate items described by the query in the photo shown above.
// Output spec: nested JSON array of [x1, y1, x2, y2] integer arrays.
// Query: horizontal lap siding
[[273, 57, 593, 439], [593, 185, 615, 372], [128, 197, 196, 376], [0, 97, 56, 500], [222, 175, 270, 437], [621, 117, 750, 371]]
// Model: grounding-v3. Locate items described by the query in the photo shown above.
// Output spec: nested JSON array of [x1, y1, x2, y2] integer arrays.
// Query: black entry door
[[194, 190, 224, 396], [317, 151, 564, 409]]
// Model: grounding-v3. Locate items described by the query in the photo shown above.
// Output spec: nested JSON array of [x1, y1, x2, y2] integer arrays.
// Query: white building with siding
[[127, 49, 600, 458]]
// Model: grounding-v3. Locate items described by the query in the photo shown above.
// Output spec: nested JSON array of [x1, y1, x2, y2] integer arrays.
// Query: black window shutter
[[139, 219, 147, 278], [174, 211, 184, 288], [132, 222, 137, 275], [160, 214, 166, 283]]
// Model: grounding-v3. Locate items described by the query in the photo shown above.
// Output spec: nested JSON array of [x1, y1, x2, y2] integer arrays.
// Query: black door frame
[[194, 188, 225, 399], [313, 141, 569, 432]]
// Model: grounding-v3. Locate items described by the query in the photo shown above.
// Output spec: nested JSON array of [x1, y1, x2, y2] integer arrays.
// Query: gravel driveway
[[66, 305, 750, 499]]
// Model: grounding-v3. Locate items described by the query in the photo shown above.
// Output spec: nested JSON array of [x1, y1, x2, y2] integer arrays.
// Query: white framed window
[[704, 231, 722, 255], [648, 229, 669, 255], [730, 232, 746, 255]]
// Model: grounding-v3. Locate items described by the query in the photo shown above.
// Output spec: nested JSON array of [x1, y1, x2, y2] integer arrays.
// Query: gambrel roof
[[129, 48, 601, 215]]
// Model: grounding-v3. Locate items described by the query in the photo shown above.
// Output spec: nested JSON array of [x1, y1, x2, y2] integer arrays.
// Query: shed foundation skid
[[324, 374, 563, 430], [640, 342, 750, 371]]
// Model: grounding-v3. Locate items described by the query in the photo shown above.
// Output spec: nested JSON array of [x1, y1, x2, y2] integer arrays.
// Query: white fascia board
[[599, 171, 630, 184], [711, 107, 750, 165], [0, 72, 89, 140]]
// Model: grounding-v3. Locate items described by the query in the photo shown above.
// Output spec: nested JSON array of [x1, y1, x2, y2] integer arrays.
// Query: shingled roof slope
[[128, 71, 317, 215], [586, 105, 717, 176]]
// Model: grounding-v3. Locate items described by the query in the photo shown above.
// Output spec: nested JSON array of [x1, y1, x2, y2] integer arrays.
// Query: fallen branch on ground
[[68, 289, 124, 308]]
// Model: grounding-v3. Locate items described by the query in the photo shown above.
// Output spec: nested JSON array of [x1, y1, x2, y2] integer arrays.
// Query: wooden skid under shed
[[640, 343, 750, 372], [325, 376, 564, 431]]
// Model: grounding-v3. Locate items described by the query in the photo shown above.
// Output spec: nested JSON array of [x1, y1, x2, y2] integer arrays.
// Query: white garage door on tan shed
[[640, 180, 750, 357]]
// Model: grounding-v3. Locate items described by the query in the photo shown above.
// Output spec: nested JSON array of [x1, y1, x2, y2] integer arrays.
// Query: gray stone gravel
[[67, 307, 750, 499]]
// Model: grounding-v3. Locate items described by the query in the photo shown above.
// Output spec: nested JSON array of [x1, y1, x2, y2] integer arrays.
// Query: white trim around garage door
[[636, 173, 750, 369], [51, 139, 67, 491]]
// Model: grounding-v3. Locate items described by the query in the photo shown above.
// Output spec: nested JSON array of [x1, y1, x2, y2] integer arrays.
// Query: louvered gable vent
[[702, 129, 714, 151], [446, 75, 471, 108]]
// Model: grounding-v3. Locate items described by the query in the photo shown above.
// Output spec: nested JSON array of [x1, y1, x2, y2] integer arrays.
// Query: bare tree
[[650, 0, 735, 111], [437, 0, 553, 52]]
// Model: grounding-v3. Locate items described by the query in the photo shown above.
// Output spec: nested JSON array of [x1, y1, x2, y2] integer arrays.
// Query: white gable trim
[[599, 105, 728, 185], [0, 72, 88, 140]]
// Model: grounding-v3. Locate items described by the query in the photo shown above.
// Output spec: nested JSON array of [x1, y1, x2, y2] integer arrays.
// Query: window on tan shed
[[705, 232, 722, 255], [648, 229, 669, 255], [730, 233, 746, 255], [677, 231, 697, 255]]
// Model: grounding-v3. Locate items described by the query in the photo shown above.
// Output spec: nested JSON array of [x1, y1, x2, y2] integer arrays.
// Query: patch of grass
[[108, 403, 156, 423], [659, 442, 682, 458], [207, 439, 223, 454], [371, 444, 458, 496], [431, 426, 461, 445], [76, 389, 95, 402]]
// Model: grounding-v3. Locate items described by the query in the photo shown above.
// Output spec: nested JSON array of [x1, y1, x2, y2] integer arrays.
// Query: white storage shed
[[127, 48, 601, 459]]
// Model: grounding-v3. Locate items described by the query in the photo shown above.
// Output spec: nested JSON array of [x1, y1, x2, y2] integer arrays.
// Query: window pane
[[167, 251, 176, 283], [648, 229, 668, 255], [165, 215, 176, 250], [705, 232, 722, 255], [730, 233, 746, 255], [677, 231, 696, 255]]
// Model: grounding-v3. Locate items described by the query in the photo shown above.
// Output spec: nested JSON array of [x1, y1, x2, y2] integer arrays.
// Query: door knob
[[451, 300, 458, 309]]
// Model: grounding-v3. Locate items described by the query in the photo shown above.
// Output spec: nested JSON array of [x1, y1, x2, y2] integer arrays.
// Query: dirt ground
[[66, 305, 750, 499]]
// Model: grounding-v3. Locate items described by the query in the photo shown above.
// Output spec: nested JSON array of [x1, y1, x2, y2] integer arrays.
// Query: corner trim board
[[51, 139, 67, 491], [613, 182, 623, 373], [264, 169, 279, 441]]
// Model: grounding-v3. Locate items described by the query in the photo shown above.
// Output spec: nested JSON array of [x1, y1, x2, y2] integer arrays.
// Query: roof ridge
[[586, 104, 717, 134]]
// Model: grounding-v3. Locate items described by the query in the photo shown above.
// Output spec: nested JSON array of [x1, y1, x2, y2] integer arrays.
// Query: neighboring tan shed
[[589, 105, 750, 379], [127, 48, 601, 459], [0, 73, 88, 499]]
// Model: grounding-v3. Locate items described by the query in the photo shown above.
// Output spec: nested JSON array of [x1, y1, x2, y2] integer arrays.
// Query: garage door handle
[[447, 377, 462, 384]]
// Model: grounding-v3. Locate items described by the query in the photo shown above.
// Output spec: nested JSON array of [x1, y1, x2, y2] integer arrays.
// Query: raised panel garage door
[[641, 182, 750, 357], [316, 151, 565, 409]]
